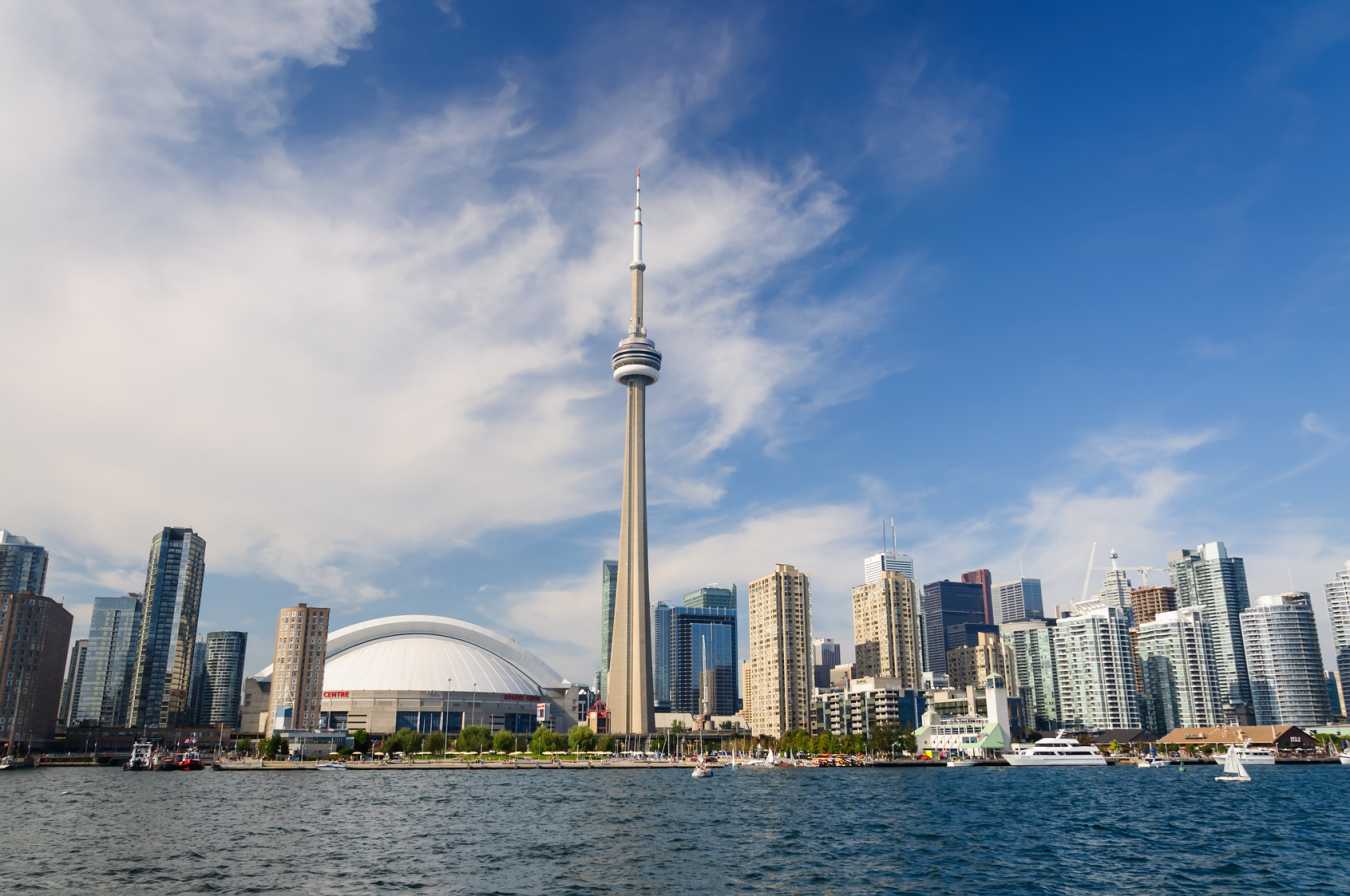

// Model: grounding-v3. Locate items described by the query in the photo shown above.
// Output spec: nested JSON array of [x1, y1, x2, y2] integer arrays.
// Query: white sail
[[1222, 750, 1242, 775]]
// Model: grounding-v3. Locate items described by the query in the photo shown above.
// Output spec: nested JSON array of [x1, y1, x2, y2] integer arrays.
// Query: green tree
[[568, 725, 597, 753], [492, 730, 517, 753], [595, 733, 616, 753], [260, 733, 289, 759], [235, 738, 254, 755], [457, 725, 492, 753], [350, 729, 372, 755], [530, 726, 562, 755], [424, 732, 447, 755]]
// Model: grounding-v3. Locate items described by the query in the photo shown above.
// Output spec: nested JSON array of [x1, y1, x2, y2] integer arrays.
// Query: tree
[[493, 730, 517, 753], [531, 725, 562, 755], [595, 733, 616, 753], [457, 725, 492, 753], [568, 725, 597, 753], [424, 732, 447, 755], [351, 729, 372, 755], [235, 738, 254, 755], [260, 733, 289, 759]]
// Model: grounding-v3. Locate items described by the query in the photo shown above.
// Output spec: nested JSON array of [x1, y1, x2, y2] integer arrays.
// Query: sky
[[2, 1, 1348, 681]]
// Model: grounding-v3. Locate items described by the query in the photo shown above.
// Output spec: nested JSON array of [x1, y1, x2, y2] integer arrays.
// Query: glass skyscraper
[[653, 602, 672, 708], [669, 606, 738, 715], [683, 584, 737, 611], [76, 594, 144, 726], [0, 530, 48, 595], [203, 631, 248, 728], [129, 527, 207, 728], [599, 559, 617, 700], [1168, 541, 1252, 724], [922, 580, 987, 676]]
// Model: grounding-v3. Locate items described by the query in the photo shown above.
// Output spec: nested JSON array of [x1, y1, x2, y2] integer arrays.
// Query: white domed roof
[[256, 614, 564, 695]]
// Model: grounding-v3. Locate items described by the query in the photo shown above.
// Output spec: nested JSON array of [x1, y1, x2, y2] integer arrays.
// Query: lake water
[[4, 764, 1349, 894]]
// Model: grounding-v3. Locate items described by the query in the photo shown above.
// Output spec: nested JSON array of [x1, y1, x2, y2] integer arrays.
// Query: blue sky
[[3, 2, 1348, 679]]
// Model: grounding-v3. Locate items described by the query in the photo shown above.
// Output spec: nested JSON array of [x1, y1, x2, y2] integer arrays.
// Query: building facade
[[961, 569, 994, 625], [1136, 607, 1222, 733], [1326, 562, 1350, 724], [75, 594, 143, 727], [203, 631, 247, 729], [1000, 618, 1059, 731], [994, 578, 1044, 625], [748, 564, 812, 738], [1130, 586, 1177, 626], [946, 630, 1016, 692], [1240, 593, 1330, 727], [653, 601, 672, 708], [0, 592, 73, 746], [851, 571, 924, 689], [812, 637, 841, 690], [812, 676, 926, 738], [0, 531, 48, 595], [1052, 605, 1140, 730], [1169, 541, 1252, 723], [267, 603, 330, 732], [863, 551, 915, 585], [922, 580, 986, 676], [668, 606, 738, 716], [683, 584, 737, 611], [598, 559, 617, 701], [58, 639, 89, 728], [128, 527, 207, 728]]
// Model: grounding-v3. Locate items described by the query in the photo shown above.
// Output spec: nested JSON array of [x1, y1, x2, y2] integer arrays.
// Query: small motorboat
[[316, 761, 347, 770], [124, 741, 153, 771], [946, 754, 976, 768], [178, 750, 205, 771], [691, 758, 713, 779]]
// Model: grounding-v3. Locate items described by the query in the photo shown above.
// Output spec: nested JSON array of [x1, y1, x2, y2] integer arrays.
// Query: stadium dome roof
[[254, 614, 565, 695]]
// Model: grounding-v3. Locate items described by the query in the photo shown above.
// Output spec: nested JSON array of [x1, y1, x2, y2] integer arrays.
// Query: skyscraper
[[1169, 541, 1252, 723], [683, 584, 737, 611], [1052, 605, 1139, 730], [653, 601, 672, 708], [607, 172, 662, 736], [812, 637, 841, 690], [1097, 550, 1133, 615], [75, 594, 143, 727], [128, 527, 207, 728], [267, 603, 330, 732], [1136, 607, 1222, 733], [598, 559, 617, 701], [946, 630, 1016, 691], [668, 606, 738, 716], [0, 531, 48, 595], [851, 571, 924, 689], [994, 578, 1044, 625], [1326, 562, 1350, 723], [203, 631, 248, 729], [748, 564, 812, 738], [863, 551, 915, 585], [1240, 592, 1330, 726], [1129, 585, 1177, 626], [1000, 618, 1059, 731], [185, 640, 207, 726], [922, 580, 986, 676], [58, 639, 89, 727], [0, 592, 73, 744], [961, 569, 994, 625]]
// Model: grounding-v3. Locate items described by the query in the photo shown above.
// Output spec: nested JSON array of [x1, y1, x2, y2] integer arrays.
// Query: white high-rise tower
[[607, 171, 662, 735]]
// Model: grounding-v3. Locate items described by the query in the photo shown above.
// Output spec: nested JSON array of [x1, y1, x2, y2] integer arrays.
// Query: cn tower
[[606, 170, 661, 735]]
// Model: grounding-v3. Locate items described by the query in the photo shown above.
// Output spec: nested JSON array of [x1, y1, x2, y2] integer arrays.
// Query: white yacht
[[1004, 732, 1106, 767], [1212, 741, 1275, 766]]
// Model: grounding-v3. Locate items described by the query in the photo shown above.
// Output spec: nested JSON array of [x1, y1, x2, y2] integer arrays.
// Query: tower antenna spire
[[629, 168, 645, 335]]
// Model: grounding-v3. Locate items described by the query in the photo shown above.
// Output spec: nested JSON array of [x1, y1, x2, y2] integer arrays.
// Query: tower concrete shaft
[[608, 170, 661, 735]]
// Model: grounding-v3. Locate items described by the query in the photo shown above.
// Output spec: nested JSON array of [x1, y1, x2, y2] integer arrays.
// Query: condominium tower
[[202, 631, 248, 729], [58, 639, 89, 727], [851, 570, 924, 689], [1168, 541, 1252, 723], [1052, 605, 1139, 730], [1130, 586, 1177, 626], [75, 594, 144, 726], [1136, 607, 1222, 732], [1240, 593, 1330, 726], [267, 603, 330, 732], [0, 531, 48, 595], [1326, 562, 1350, 722], [748, 564, 812, 738], [653, 601, 672, 707], [128, 527, 207, 728], [0, 592, 74, 744], [1000, 618, 1059, 730]]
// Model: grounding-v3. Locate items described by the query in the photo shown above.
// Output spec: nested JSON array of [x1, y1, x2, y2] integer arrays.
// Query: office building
[[668, 606, 737, 716], [994, 578, 1044, 624], [0, 592, 73, 745], [606, 173, 662, 736], [1000, 618, 1059, 731], [202, 631, 247, 729], [852, 571, 924, 689], [58, 639, 89, 728], [946, 630, 1016, 691], [1053, 605, 1139, 730], [598, 559, 617, 701], [1327, 562, 1350, 724], [128, 527, 207, 728], [75, 594, 144, 727], [1169, 541, 1252, 723], [267, 603, 330, 732], [812, 637, 841, 690], [0, 531, 48, 595], [1136, 607, 1222, 733], [813, 676, 925, 738], [683, 584, 737, 611], [653, 601, 672, 707], [961, 569, 994, 625], [747, 564, 812, 738], [863, 550, 915, 585], [922, 580, 986, 676], [1130, 585, 1177, 627], [1240, 593, 1330, 727]]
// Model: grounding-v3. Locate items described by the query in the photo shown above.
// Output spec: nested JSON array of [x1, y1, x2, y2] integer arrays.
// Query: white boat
[[316, 761, 347, 770], [739, 748, 779, 769], [1004, 732, 1106, 767], [946, 757, 976, 768], [691, 760, 713, 779], [1340, 755, 1350, 766], [124, 741, 153, 771], [1215, 749, 1250, 783], [1137, 755, 1171, 768], [1212, 741, 1275, 766]]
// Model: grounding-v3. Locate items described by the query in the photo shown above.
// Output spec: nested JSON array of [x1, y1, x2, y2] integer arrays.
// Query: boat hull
[[1004, 754, 1106, 767], [1212, 751, 1275, 766]]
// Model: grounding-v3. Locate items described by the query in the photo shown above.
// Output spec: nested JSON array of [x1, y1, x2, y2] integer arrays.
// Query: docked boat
[[1004, 732, 1106, 767], [124, 741, 153, 771], [1340, 755, 1350, 766], [946, 757, 976, 768], [1212, 741, 1275, 766], [691, 758, 713, 779], [0, 754, 37, 771], [316, 761, 347, 770], [1215, 749, 1250, 783], [1137, 745, 1170, 768], [177, 750, 205, 771]]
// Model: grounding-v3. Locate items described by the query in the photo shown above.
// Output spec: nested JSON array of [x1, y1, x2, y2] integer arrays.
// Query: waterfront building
[[914, 678, 1013, 758], [1130, 585, 1177, 626], [946, 630, 1016, 692], [1326, 562, 1350, 724], [922, 580, 986, 676], [607, 173, 662, 736], [653, 601, 672, 708], [812, 676, 926, 738], [0, 531, 48, 595], [1053, 605, 1140, 730], [598, 559, 617, 700], [684, 584, 737, 611], [994, 578, 1044, 625], [1000, 618, 1059, 731], [863, 550, 915, 585], [961, 569, 994, 625], [128, 526, 207, 728], [203, 631, 247, 729], [1168, 541, 1252, 724], [1136, 607, 1222, 733], [1240, 593, 1330, 727], [267, 603, 330, 732], [812, 637, 841, 690], [0, 592, 73, 745], [58, 639, 89, 727], [1156, 724, 1317, 753], [668, 606, 737, 716], [1324, 671, 1345, 720], [74, 594, 143, 727], [851, 571, 924, 689], [747, 564, 812, 738]]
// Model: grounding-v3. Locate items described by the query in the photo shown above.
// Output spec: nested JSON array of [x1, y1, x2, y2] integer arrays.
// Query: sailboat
[[1215, 748, 1250, 783], [1138, 744, 1170, 768]]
